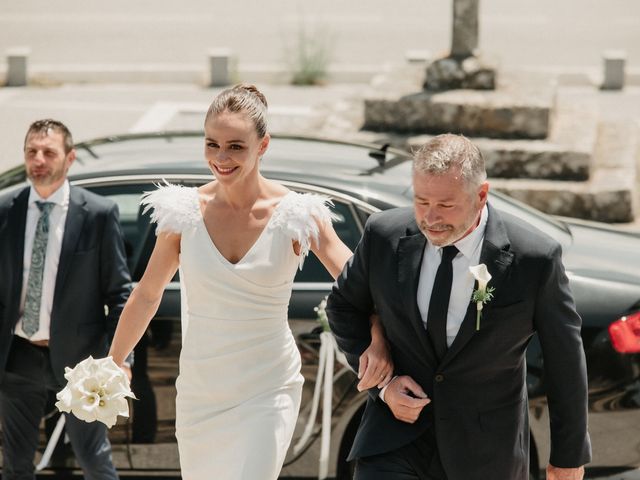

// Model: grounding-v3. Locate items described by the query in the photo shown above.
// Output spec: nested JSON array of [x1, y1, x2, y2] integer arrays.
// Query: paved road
[[0, 1, 638, 75]]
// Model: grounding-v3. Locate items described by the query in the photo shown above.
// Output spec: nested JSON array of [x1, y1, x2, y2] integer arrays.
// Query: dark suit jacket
[[327, 204, 591, 480], [0, 185, 131, 385]]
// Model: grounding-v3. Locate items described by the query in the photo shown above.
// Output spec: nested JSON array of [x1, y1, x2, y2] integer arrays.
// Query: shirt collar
[[28, 180, 70, 208], [434, 204, 489, 259]]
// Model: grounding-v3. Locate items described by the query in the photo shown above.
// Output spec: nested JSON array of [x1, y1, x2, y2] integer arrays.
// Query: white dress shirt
[[417, 205, 489, 346], [380, 206, 489, 402], [15, 181, 70, 341]]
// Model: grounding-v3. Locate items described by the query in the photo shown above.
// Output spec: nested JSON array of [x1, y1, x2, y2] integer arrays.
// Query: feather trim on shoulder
[[140, 181, 201, 235], [270, 191, 339, 269]]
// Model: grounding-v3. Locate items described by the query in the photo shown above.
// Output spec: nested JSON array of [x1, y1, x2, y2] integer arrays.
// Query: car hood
[[562, 220, 640, 323], [563, 220, 640, 285]]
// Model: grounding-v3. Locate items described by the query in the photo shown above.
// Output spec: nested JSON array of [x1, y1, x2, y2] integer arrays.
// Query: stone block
[[492, 179, 634, 223], [364, 89, 551, 139], [486, 146, 590, 180], [407, 136, 592, 181], [489, 118, 638, 223], [601, 50, 626, 90], [6, 47, 30, 87], [424, 55, 495, 91], [129, 443, 180, 469], [207, 48, 235, 87]]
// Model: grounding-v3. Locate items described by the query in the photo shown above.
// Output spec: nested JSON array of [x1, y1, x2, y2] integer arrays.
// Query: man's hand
[[546, 465, 584, 480], [384, 375, 431, 423]]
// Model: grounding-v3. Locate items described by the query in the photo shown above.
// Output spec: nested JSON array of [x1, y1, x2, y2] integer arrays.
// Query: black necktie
[[426, 245, 459, 362]]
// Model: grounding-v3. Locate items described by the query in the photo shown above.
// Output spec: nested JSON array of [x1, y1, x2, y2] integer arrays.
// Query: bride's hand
[[357, 314, 393, 391], [121, 364, 132, 382]]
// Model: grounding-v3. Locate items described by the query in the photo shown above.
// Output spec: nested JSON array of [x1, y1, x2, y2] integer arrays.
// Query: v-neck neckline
[[199, 191, 293, 266]]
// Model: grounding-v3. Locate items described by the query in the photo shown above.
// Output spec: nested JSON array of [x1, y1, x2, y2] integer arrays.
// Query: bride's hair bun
[[205, 83, 269, 137], [234, 83, 268, 108]]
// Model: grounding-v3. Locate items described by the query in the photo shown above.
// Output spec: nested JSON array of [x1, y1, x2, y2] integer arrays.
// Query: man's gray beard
[[419, 208, 482, 247]]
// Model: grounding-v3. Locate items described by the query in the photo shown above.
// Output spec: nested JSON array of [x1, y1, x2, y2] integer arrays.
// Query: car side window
[[293, 200, 362, 283], [355, 206, 371, 227], [87, 182, 364, 284], [86, 183, 160, 281]]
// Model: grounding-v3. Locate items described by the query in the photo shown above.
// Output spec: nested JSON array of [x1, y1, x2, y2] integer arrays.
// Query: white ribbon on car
[[293, 331, 350, 480], [36, 415, 66, 471]]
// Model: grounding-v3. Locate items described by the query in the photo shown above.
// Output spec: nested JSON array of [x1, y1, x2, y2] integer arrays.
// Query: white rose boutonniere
[[469, 264, 495, 331], [55, 356, 136, 428]]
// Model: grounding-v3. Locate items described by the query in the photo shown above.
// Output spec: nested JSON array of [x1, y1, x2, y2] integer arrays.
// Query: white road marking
[[129, 102, 184, 133], [129, 102, 315, 133]]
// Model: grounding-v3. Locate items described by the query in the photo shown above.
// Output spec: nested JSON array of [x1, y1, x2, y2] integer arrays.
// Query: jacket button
[[435, 374, 444, 382]]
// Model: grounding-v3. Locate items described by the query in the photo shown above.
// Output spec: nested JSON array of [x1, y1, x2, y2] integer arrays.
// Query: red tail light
[[609, 311, 640, 354]]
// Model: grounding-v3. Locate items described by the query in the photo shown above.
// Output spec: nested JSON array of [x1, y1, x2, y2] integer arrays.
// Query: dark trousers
[[354, 427, 447, 480], [0, 336, 118, 480], [131, 331, 157, 443]]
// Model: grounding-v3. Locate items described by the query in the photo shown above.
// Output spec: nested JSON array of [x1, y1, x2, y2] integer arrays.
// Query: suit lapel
[[440, 204, 514, 368], [477, 205, 515, 306], [6, 188, 29, 322], [53, 187, 87, 306], [397, 224, 438, 366]]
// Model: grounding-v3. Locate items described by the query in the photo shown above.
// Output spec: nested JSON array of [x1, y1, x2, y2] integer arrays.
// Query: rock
[[424, 55, 496, 91], [364, 88, 551, 139], [493, 183, 634, 223]]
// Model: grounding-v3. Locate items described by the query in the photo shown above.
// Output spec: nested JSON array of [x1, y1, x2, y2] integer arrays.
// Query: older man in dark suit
[[327, 134, 591, 480], [0, 119, 131, 480]]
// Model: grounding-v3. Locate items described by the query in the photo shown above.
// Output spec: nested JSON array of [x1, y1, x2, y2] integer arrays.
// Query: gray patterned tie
[[22, 201, 54, 338]]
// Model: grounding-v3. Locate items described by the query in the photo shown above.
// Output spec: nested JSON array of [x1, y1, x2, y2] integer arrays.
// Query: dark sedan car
[[1, 132, 639, 479]]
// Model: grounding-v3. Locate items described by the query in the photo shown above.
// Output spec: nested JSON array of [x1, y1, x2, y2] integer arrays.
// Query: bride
[[107, 84, 392, 479]]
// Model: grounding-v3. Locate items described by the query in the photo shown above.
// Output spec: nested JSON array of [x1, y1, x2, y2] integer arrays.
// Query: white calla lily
[[55, 356, 136, 428], [469, 264, 495, 331], [469, 263, 491, 291]]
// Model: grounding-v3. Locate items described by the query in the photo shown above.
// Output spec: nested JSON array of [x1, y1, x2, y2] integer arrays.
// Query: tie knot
[[35, 201, 54, 214], [441, 245, 458, 262]]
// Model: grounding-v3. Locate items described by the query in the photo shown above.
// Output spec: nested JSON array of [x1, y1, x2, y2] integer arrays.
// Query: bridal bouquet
[[55, 356, 136, 428]]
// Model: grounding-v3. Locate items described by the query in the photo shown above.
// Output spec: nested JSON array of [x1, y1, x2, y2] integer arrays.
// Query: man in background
[[0, 119, 132, 480]]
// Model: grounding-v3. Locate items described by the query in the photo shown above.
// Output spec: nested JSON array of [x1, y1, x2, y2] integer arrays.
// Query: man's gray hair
[[413, 134, 487, 188]]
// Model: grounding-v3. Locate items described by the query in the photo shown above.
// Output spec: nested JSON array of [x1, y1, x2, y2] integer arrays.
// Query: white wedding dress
[[141, 183, 335, 480]]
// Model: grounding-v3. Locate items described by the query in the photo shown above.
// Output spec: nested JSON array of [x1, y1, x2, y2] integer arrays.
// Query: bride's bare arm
[[311, 219, 393, 390], [109, 233, 180, 366], [357, 314, 393, 390], [308, 216, 352, 278]]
